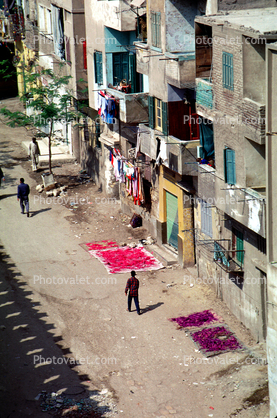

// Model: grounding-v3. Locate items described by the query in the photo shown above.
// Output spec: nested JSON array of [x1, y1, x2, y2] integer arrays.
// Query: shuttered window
[[222, 52, 234, 90], [151, 11, 161, 48], [224, 147, 236, 185], [162, 101, 168, 136], [233, 228, 244, 265], [94, 51, 103, 85], [201, 200, 212, 237], [148, 96, 154, 129], [113, 52, 129, 86], [148, 97, 167, 135]]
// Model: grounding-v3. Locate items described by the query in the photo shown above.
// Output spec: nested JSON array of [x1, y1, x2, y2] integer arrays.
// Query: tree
[[0, 63, 85, 174]]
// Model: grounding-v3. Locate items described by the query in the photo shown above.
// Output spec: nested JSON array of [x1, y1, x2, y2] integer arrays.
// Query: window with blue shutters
[[113, 52, 129, 86], [94, 51, 103, 85], [224, 147, 236, 185], [201, 200, 213, 237], [148, 96, 154, 129], [151, 11, 161, 48], [232, 228, 244, 266], [222, 52, 234, 90]]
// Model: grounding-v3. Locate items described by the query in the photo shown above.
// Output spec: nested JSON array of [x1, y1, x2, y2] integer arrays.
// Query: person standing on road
[[17, 178, 30, 217], [125, 270, 141, 315], [28, 137, 40, 171], [0, 166, 5, 187]]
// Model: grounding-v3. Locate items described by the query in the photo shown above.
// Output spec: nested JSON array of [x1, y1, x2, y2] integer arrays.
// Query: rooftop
[[195, 7, 277, 37]]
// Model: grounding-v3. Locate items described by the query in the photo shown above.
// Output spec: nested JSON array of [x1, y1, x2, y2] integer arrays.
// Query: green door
[[166, 192, 178, 249]]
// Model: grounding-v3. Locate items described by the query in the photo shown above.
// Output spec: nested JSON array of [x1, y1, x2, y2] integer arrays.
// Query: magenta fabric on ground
[[89, 245, 164, 274], [171, 310, 220, 328], [85, 240, 119, 251], [191, 326, 242, 353]]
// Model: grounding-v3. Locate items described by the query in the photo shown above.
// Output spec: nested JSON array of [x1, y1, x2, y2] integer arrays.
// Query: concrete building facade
[[194, 8, 277, 342]]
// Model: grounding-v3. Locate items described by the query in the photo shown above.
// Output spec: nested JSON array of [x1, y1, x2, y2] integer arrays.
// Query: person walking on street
[[125, 270, 141, 315], [29, 137, 40, 171], [17, 178, 30, 217], [0, 167, 5, 187]]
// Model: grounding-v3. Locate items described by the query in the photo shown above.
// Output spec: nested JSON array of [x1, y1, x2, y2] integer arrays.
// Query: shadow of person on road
[[29, 208, 52, 217], [140, 302, 164, 315], [0, 193, 17, 200]]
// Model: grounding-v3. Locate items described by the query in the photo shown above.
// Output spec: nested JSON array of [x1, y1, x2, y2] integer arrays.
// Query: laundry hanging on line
[[109, 148, 145, 206], [97, 91, 119, 123]]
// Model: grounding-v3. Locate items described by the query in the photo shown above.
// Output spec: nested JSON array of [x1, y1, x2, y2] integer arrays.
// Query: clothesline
[[109, 148, 145, 206]]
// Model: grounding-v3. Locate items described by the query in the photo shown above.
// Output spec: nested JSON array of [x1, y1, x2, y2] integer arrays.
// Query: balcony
[[241, 98, 265, 144], [217, 185, 266, 238], [97, 1, 144, 32], [165, 136, 200, 176], [106, 88, 148, 124], [196, 78, 213, 109], [139, 124, 199, 175], [165, 52, 195, 89]]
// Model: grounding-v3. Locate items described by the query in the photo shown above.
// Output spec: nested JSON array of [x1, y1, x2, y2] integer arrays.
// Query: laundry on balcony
[[109, 148, 145, 205], [199, 117, 214, 160], [97, 91, 119, 124], [214, 242, 229, 267]]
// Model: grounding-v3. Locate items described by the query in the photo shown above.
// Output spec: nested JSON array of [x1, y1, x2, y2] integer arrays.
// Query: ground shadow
[[0, 244, 114, 418], [0, 193, 17, 200], [140, 302, 164, 315], [29, 208, 52, 217]]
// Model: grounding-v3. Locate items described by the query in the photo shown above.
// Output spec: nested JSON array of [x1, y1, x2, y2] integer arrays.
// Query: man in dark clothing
[[17, 178, 30, 217], [125, 270, 140, 315]]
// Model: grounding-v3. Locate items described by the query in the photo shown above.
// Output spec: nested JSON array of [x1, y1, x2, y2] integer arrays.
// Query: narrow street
[[0, 99, 269, 417]]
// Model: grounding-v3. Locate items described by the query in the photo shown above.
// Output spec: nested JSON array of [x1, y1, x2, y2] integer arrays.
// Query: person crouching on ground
[[29, 137, 40, 171], [125, 270, 141, 315]]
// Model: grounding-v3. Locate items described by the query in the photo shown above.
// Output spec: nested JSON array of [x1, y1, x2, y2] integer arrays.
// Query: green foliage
[[0, 59, 16, 80], [0, 63, 87, 173], [1, 64, 83, 130]]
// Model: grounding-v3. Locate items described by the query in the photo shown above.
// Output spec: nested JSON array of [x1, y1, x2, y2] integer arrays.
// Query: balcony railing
[[165, 52, 195, 89], [196, 78, 213, 110], [106, 88, 148, 124]]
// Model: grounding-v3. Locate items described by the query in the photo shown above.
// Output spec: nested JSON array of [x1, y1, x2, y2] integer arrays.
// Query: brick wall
[[241, 98, 265, 139], [213, 34, 243, 119]]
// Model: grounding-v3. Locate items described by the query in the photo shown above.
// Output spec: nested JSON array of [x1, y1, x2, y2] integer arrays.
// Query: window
[[201, 200, 212, 237], [94, 51, 103, 84], [51, 5, 65, 59], [224, 147, 236, 185], [155, 98, 162, 130], [148, 96, 168, 135], [151, 11, 161, 48], [113, 52, 129, 86], [232, 228, 244, 265], [222, 52, 233, 90]]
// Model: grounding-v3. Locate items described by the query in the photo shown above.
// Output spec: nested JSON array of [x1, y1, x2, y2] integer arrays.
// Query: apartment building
[[194, 8, 277, 342]]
